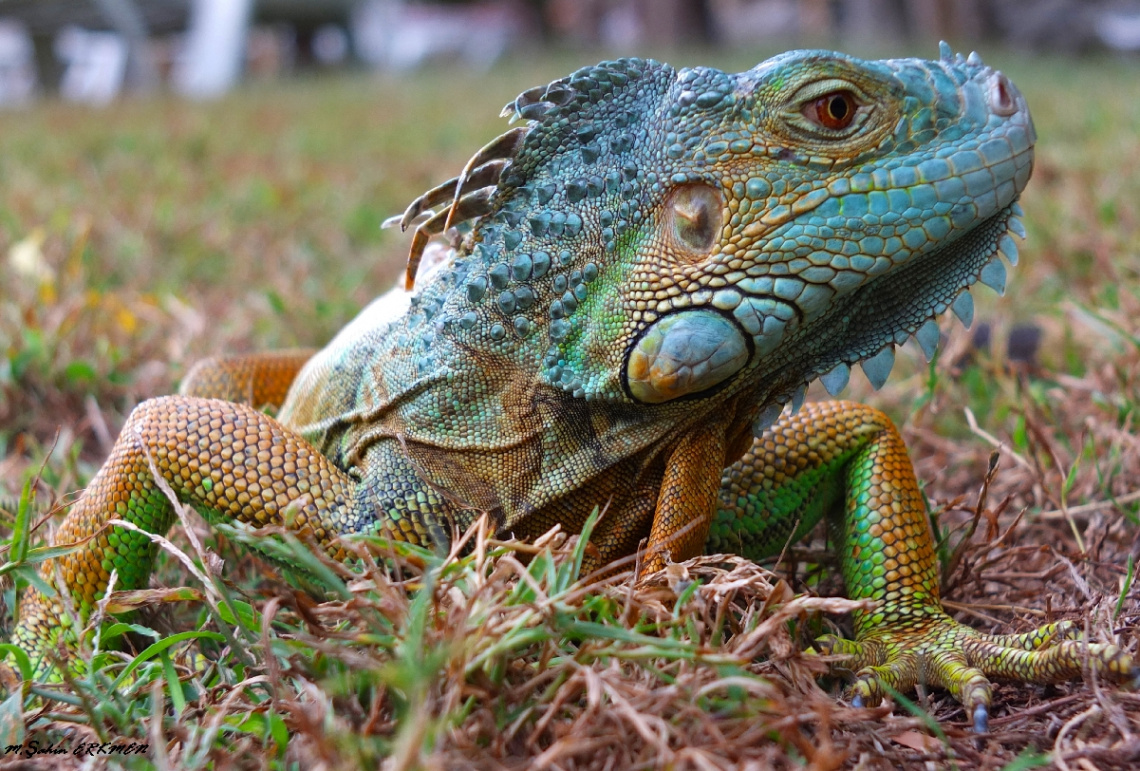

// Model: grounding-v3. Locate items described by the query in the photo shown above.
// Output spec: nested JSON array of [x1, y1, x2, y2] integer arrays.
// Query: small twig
[[940, 599, 1047, 624], [84, 395, 114, 454], [1054, 704, 1102, 771], [1051, 547, 1095, 603], [942, 449, 1002, 590], [988, 692, 1086, 727], [1038, 489, 1140, 520], [964, 407, 1032, 472], [964, 407, 1088, 553], [108, 518, 220, 605], [187, 674, 271, 767]]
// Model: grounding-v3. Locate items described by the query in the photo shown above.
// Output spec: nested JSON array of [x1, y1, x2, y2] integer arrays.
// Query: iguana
[[8, 44, 1134, 731]]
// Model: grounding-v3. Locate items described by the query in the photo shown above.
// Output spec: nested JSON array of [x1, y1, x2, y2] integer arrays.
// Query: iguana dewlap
[[10, 44, 1135, 731]]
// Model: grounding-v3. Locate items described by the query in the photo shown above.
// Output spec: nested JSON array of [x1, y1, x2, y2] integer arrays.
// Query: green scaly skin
[[8, 44, 1135, 730]]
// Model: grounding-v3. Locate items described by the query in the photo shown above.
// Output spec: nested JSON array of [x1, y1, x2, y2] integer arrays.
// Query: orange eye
[[807, 91, 858, 131]]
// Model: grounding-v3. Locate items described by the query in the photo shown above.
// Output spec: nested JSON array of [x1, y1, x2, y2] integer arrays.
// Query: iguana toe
[[821, 615, 1134, 731]]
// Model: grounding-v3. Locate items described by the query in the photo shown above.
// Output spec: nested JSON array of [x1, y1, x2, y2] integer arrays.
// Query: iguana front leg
[[11, 393, 451, 678], [711, 400, 1135, 730], [641, 424, 728, 573], [181, 349, 317, 410]]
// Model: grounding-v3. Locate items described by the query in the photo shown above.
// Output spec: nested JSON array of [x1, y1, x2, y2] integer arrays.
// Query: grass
[[2, 46, 1140, 768]]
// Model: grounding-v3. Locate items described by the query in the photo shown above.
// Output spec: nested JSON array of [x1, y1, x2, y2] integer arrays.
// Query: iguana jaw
[[748, 200, 1027, 435]]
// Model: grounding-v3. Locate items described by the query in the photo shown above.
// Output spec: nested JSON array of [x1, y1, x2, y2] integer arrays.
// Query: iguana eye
[[805, 90, 859, 131], [667, 184, 723, 257]]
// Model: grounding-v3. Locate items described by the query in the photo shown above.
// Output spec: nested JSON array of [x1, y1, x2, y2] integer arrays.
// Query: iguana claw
[[974, 704, 988, 734]]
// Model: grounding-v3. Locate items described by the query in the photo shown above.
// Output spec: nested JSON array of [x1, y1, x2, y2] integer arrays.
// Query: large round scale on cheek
[[625, 310, 750, 404]]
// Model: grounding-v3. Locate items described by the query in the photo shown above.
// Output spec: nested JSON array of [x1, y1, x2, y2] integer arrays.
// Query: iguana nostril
[[989, 72, 1018, 117]]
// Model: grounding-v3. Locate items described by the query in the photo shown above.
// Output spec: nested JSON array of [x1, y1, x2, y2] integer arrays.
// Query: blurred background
[[0, 0, 1138, 105]]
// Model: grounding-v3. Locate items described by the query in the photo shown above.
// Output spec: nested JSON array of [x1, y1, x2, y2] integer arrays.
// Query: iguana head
[[396, 44, 1033, 426]]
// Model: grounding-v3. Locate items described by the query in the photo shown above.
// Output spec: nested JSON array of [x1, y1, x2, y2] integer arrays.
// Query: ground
[[0, 46, 1139, 770]]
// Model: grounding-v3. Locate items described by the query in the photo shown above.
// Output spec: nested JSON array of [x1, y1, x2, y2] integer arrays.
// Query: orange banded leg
[[180, 349, 317, 410], [711, 400, 1136, 731], [12, 395, 449, 678], [641, 425, 727, 575]]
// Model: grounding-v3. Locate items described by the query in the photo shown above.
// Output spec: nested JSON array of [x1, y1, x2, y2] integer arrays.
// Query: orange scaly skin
[[9, 47, 1136, 730], [180, 349, 317, 410]]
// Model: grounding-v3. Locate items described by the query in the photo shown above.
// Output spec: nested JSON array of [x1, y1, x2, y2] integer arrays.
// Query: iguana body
[[10, 45, 1134, 730]]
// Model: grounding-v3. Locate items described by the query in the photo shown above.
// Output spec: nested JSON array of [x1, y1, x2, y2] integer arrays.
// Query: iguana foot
[[818, 616, 1136, 732], [714, 403, 1136, 728]]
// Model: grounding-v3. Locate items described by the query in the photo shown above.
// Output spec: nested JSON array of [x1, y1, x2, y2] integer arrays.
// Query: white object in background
[[56, 26, 128, 105], [173, 0, 254, 98], [1097, 8, 1140, 51], [352, 0, 520, 71], [0, 19, 35, 106]]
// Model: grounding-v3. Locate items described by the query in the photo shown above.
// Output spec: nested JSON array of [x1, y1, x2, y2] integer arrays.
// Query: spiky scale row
[[953, 291, 975, 327], [821, 362, 851, 396], [914, 320, 941, 361], [860, 347, 896, 390]]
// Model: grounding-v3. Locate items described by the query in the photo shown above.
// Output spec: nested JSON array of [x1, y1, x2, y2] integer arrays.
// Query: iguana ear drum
[[666, 184, 724, 259], [624, 310, 750, 403]]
